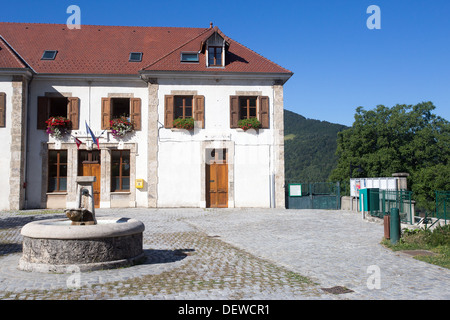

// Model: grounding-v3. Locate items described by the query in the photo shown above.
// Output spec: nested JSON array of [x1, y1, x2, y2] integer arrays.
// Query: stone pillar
[[273, 84, 285, 208], [9, 76, 28, 210], [392, 172, 409, 190], [75, 176, 96, 217], [147, 80, 159, 207]]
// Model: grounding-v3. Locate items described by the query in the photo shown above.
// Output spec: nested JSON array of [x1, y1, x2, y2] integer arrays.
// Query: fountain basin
[[19, 217, 145, 273]]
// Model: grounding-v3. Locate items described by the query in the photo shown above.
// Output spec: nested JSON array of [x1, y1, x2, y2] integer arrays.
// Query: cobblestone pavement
[[0, 208, 449, 300]]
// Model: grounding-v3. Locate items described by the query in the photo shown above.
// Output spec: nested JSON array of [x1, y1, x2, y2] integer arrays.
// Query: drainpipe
[[270, 84, 276, 208]]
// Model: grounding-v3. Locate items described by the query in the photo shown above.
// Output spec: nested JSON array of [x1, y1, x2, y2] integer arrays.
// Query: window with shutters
[[37, 96, 79, 130], [49, 97, 68, 118], [101, 97, 141, 130], [111, 98, 130, 119], [229, 95, 270, 129], [175, 96, 193, 119], [0, 93, 5, 128], [239, 97, 257, 120], [164, 95, 205, 129]]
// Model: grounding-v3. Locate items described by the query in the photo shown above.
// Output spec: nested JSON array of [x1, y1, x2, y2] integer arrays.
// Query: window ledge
[[46, 192, 68, 195], [235, 128, 260, 133], [111, 191, 131, 194], [170, 128, 194, 133]]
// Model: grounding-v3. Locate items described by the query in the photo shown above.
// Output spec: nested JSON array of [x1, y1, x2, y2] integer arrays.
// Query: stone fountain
[[18, 177, 145, 273]]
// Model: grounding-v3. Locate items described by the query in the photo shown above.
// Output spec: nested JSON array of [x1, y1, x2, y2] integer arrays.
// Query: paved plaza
[[0, 208, 449, 300]]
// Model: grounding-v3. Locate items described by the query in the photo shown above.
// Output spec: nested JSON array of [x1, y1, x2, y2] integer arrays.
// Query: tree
[[284, 110, 348, 182], [329, 102, 450, 211]]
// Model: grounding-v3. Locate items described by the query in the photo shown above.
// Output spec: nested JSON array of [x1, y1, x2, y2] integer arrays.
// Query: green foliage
[[383, 225, 450, 269], [284, 109, 348, 182], [329, 102, 450, 211], [237, 118, 261, 130]]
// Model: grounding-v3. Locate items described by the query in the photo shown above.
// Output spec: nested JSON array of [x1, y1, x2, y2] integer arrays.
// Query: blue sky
[[2, 0, 449, 126]]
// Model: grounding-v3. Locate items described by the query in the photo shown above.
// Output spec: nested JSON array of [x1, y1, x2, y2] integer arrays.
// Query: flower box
[[173, 118, 194, 130], [110, 116, 133, 138], [45, 116, 72, 139], [237, 118, 261, 131]]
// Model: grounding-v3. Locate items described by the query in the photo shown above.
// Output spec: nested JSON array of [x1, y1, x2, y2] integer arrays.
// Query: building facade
[[0, 22, 292, 210]]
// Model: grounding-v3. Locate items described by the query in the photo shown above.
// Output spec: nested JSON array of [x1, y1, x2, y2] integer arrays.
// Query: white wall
[[157, 78, 275, 208], [5, 76, 278, 209], [0, 77, 13, 210], [26, 78, 149, 208], [234, 145, 271, 208], [157, 141, 202, 207]]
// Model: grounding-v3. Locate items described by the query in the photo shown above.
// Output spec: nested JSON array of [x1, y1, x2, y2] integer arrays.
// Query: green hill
[[284, 109, 348, 182]]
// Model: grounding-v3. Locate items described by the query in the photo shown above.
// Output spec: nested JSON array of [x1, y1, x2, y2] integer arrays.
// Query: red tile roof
[[0, 36, 27, 69], [0, 22, 292, 76]]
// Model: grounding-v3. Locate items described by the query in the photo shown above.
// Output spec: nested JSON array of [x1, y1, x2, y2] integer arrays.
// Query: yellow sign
[[135, 179, 144, 189]]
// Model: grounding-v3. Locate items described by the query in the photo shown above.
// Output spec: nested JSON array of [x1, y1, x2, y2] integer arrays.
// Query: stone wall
[[9, 76, 28, 210], [273, 84, 285, 209]]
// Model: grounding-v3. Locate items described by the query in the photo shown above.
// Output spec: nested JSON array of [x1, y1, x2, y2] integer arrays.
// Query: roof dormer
[[205, 31, 226, 68]]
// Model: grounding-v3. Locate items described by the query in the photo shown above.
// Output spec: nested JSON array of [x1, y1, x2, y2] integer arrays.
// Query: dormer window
[[205, 31, 226, 68], [208, 47, 222, 66], [181, 52, 199, 63], [129, 52, 143, 62], [41, 50, 58, 60]]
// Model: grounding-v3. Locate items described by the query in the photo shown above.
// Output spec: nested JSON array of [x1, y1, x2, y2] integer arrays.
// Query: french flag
[[73, 136, 82, 149], [85, 121, 99, 149]]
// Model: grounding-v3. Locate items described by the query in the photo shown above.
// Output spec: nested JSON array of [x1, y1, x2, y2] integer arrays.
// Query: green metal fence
[[431, 191, 450, 226], [435, 191, 449, 221], [367, 189, 414, 224], [285, 181, 341, 210]]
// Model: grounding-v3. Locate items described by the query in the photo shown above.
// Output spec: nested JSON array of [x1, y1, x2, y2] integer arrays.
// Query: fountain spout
[[64, 176, 97, 225]]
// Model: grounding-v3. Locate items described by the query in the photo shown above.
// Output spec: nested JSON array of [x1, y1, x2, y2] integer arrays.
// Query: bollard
[[383, 215, 390, 240], [390, 208, 400, 245]]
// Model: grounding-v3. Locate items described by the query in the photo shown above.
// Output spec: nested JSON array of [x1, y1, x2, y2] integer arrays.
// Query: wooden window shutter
[[67, 97, 79, 130], [194, 95, 205, 129], [164, 95, 174, 128], [259, 96, 270, 129], [101, 98, 111, 130], [37, 96, 49, 130], [0, 93, 5, 128], [130, 98, 141, 130], [230, 95, 239, 128]]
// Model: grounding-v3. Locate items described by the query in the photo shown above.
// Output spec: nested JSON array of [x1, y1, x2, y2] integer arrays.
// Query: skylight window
[[181, 52, 199, 63], [41, 50, 58, 60], [129, 52, 143, 62]]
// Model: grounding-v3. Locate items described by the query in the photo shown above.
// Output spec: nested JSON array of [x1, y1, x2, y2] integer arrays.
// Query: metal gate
[[286, 182, 341, 210]]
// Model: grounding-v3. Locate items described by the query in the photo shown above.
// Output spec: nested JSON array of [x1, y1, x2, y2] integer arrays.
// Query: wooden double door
[[79, 151, 101, 208], [206, 149, 228, 208]]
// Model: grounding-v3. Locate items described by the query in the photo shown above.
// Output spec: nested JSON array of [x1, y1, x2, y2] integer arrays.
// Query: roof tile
[[0, 22, 292, 76]]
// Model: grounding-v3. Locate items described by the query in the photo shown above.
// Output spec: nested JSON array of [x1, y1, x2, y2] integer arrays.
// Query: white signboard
[[289, 184, 302, 197], [350, 177, 398, 197]]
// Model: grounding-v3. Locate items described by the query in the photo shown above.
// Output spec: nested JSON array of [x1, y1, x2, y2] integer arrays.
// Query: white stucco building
[[0, 22, 292, 210]]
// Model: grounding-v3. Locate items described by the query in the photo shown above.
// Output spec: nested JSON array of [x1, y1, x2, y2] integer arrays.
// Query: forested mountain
[[284, 109, 348, 182]]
